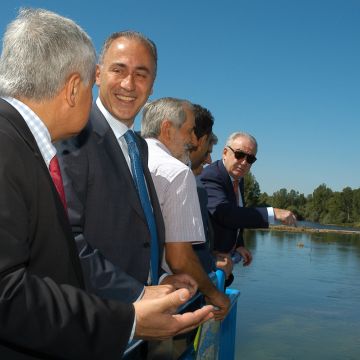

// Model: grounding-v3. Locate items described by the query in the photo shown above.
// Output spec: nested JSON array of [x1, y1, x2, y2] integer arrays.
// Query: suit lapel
[[90, 106, 145, 220], [218, 160, 238, 205]]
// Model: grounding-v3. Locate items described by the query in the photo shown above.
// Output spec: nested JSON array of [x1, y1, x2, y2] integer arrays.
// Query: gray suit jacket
[[57, 103, 165, 303]]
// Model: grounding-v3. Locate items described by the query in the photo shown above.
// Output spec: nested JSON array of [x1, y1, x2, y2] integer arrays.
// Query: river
[[233, 227, 360, 359]]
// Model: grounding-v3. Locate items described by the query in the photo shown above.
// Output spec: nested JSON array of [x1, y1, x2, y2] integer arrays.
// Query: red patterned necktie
[[233, 179, 240, 205], [49, 155, 67, 210]]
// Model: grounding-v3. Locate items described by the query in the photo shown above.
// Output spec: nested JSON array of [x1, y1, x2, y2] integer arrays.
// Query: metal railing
[[123, 270, 240, 359]]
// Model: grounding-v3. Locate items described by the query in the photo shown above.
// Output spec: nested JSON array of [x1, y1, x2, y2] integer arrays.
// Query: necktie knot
[[124, 130, 136, 146]]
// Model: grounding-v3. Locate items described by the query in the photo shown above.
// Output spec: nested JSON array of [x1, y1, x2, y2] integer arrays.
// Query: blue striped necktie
[[123, 130, 159, 284]]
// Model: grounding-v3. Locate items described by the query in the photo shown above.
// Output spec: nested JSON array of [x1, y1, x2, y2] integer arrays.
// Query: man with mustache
[[141, 97, 230, 322]]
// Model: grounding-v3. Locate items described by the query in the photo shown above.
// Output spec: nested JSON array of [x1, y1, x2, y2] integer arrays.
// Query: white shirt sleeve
[[267, 207, 275, 224]]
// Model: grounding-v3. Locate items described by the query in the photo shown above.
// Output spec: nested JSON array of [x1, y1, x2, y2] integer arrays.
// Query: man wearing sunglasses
[[199, 132, 297, 270]]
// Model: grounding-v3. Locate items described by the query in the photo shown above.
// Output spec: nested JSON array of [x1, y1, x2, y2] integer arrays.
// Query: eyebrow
[[113, 62, 152, 74]]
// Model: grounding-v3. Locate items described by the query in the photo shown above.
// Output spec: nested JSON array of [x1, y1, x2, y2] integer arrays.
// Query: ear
[[65, 73, 81, 107], [198, 134, 208, 147], [159, 119, 172, 142], [222, 146, 228, 159], [95, 64, 101, 86]]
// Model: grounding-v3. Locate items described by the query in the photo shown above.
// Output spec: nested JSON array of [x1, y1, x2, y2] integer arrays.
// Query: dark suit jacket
[[199, 160, 269, 253], [193, 178, 216, 273], [57, 103, 165, 303], [0, 99, 133, 359]]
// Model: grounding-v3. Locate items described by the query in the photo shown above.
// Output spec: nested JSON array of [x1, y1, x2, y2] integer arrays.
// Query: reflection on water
[[233, 229, 360, 360]]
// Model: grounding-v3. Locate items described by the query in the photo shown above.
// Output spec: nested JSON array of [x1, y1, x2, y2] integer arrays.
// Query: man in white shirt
[[141, 97, 230, 321]]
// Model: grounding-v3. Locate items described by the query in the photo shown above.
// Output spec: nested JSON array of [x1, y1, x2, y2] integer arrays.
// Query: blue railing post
[[215, 269, 240, 360], [219, 288, 240, 360]]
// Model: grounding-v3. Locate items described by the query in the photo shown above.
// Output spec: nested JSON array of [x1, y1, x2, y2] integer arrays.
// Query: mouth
[[235, 166, 245, 172], [115, 94, 136, 103]]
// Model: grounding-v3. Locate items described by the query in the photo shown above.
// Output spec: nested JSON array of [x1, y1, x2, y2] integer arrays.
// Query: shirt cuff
[[128, 286, 145, 344], [158, 272, 170, 285], [128, 315, 136, 343], [267, 207, 275, 224]]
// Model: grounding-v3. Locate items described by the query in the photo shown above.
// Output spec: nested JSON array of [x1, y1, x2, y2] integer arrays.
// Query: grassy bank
[[263, 225, 360, 235]]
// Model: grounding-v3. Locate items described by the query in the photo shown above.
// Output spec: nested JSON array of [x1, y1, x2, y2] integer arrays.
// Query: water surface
[[233, 229, 360, 360]]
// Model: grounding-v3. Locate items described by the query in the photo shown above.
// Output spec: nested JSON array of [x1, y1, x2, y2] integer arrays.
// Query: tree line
[[244, 173, 360, 227]]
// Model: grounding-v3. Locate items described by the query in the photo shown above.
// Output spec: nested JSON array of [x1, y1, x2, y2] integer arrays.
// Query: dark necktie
[[123, 130, 159, 284], [233, 179, 240, 206], [49, 155, 67, 210]]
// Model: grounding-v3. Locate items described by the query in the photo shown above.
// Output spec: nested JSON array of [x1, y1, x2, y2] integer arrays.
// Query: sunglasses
[[227, 146, 257, 164]]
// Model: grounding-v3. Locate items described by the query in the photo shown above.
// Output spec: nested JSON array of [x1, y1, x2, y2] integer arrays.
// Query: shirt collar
[[146, 138, 172, 155], [2, 97, 56, 167], [222, 159, 243, 183], [96, 97, 134, 139]]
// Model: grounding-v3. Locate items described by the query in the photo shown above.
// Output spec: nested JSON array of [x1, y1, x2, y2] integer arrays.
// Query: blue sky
[[1, 0, 359, 195]]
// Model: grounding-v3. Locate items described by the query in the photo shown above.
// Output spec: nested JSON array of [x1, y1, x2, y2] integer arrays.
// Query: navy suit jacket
[[193, 178, 216, 273], [0, 99, 133, 359], [57, 103, 165, 303], [199, 160, 269, 253]]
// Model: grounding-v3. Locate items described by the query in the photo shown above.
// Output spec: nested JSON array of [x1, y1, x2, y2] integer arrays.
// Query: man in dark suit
[[190, 105, 233, 281], [57, 31, 195, 304], [0, 9, 212, 359], [200, 132, 297, 267]]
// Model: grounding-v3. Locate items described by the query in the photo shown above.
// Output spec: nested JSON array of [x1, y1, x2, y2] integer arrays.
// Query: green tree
[[352, 188, 360, 225], [271, 188, 289, 208], [305, 184, 333, 223], [244, 172, 261, 206], [340, 187, 354, 222]]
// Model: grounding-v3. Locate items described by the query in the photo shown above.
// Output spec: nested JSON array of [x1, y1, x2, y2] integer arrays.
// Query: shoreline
[[260, 225, 360, 235]]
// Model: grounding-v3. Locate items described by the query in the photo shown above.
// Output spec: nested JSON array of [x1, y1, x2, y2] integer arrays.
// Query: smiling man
[[57, 31, 196, 311]]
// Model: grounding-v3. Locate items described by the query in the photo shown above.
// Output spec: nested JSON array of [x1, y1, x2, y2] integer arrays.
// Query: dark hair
[[193, 104, 214, 140]]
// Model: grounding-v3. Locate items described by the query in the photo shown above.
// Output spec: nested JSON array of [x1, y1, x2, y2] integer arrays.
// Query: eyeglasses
[[227, 146, 257, 164]]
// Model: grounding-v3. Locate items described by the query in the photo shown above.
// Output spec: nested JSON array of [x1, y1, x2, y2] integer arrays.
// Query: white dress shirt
[[146, 138, 205, 274]]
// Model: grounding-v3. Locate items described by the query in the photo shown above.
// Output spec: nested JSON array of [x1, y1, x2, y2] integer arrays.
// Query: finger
[[157, 288, 192, 314], [213, 309, 226, 321], [173, 305, 214, 334]]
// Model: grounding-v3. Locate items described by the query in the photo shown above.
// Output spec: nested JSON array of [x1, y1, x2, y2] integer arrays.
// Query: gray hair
[[0, 8, 96, 100], [98, 30, 157, 77], [225, 132, 258, 152], [141, 97, 193, 139]]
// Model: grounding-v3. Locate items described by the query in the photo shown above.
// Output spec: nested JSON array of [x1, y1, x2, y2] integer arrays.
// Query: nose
[[121, 74, 135, 91], [239, 157, 248, 165]]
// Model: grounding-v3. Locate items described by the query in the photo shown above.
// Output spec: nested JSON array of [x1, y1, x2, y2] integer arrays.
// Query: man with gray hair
[[0, 9, 213, 359], [200, 131, 297, 271], [142, 97, 230, 321]]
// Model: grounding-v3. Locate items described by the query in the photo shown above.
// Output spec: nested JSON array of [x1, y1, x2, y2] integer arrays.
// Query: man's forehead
[[232, 136, 253, 147]]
